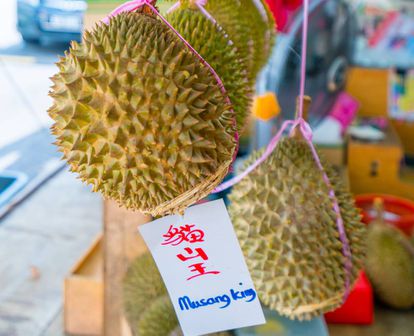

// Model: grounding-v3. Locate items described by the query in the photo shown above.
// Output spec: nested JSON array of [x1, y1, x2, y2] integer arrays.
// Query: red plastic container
[[355, 194, 414, 236], [324, 271, 374, 325]]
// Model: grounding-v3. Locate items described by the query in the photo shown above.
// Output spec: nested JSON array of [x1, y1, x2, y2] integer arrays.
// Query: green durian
[[123, 255, 232, 336], [366, 221, 414, 309], [48, 10, 237, 216], [228, 137, 366, 320], [137, 296, 178, 336], [123, 253, 167, 329], [166, 3, 252, 131], [204, 0, 275, 82], [137, 295, 232, 336], [239, 0, 275, 75]]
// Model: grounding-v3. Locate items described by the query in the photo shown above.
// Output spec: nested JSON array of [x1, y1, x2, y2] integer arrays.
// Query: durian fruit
[[123, 253, 167, 328], [203, 0, 275, 82], [228, 136, 366, 320], [137, 296, 232, 336], [240, 0, 276, 75], [166, 2, 252, 131], [48, 10, 237, 216], [136, 296, 178, 336], [123, 255, 232, 336], [366, 215, 414, 309]]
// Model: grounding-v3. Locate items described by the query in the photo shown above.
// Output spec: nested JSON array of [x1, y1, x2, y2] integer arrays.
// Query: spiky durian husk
[[136, 295, 232, 336], [366, 222, 414, 309], [323, 163, 366, 277], [240, 0, 276, 75], [136, 296, 178, 336], [123, 255, 232, 336], [203, 0, 258, 83], [48, 11, 237, 216], [228, 137, 366, 320], [123, 253, 167, 330], [166, 5, 252, 132]]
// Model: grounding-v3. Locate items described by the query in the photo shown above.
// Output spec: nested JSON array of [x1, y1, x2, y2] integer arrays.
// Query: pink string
[[212, 0, 353, 301], [101, 0, 239, 160], [298, 0, 309, 119]]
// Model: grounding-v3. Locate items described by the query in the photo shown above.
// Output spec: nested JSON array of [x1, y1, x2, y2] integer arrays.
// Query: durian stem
[[295, 95, 312, 120], [293, 95, 312, 138], [138, 0, 158, 15]]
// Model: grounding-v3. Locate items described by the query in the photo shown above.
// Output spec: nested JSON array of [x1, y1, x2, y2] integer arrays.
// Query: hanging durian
[[228, 136, 366, 320], [165, 1, 252, 131], [49, 8, 237, 216], [365, 199, 414, 309], [240, 0, 276, 75], [123, 254, 232, 336], [203, 0, 275, 82]]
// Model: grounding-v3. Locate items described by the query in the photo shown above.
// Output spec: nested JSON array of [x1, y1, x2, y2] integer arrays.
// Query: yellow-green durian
[[366, 221, 414, 309], [166, 3, 252, 132], [203, 0, 275, 82], [124, 254, 232, 336], [48, 10, 237, 216], [228, 137, 366, 320], [136, 296, 178, 336], [137, 295, 232, 336], [123, 253, 167, 330], [240, 0, 276, 75]]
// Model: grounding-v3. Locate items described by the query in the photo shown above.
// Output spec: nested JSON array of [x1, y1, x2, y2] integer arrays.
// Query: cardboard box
[[64, 235, 104, 336]]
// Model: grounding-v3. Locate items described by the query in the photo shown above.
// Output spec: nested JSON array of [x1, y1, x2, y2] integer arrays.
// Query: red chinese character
[[162, 224, 205, 246], [176, 248, 220, 280], [176, 247, 208, 261], [186, 263, 220, 281]]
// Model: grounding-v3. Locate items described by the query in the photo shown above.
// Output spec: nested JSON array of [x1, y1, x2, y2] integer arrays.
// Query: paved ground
[[0, 2, 102, 335], [0, 170, 101, 336]]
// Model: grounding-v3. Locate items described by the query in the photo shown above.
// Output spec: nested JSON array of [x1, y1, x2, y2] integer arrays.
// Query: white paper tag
[[139, 199, 265, 336]]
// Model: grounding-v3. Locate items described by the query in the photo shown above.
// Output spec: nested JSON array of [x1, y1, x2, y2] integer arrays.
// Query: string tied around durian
[[213, 0, 353, 302], [102, 0, 239, 160]]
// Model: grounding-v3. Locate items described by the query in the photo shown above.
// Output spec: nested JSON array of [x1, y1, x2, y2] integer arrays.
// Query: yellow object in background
[[252, 92, 281, 121]]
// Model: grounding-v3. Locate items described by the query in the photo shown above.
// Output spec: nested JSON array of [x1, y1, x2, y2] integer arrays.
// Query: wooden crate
[[103, 200, 151, 336], [64, 199, 151, 336], [64, 235, 104, 336]]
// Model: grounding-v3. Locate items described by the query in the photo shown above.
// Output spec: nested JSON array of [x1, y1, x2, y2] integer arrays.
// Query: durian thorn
[[293, 95, 312, 138]]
